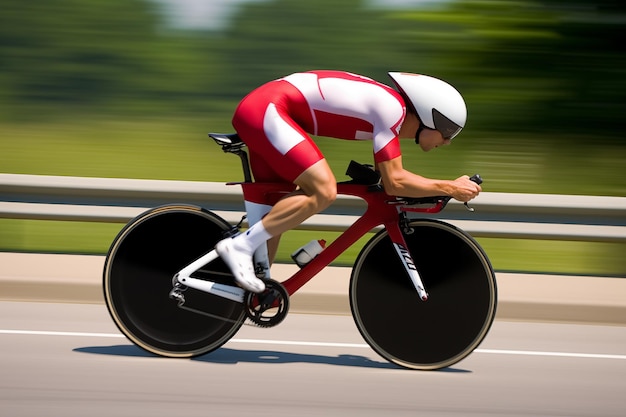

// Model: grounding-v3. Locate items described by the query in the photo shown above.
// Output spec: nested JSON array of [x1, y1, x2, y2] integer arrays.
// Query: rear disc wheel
[[103, 205, 245, 357]]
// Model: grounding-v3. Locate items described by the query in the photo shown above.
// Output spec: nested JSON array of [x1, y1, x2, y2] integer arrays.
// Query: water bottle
[[291, 239, 326, 268]]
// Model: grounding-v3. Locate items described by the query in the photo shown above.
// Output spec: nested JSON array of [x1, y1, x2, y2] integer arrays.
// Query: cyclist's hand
[[451, 175, 482, 202]]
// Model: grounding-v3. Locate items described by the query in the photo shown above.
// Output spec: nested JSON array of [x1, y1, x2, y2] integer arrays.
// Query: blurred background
[[1, 0, 624, 275]]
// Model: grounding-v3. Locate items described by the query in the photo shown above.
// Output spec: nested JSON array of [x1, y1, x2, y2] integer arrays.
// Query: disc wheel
[[350, 219, 497, 370], [103, 205, 245, 357]]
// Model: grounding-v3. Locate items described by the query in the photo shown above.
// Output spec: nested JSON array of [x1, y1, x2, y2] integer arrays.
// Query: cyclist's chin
[[419, 142, 433, 152]]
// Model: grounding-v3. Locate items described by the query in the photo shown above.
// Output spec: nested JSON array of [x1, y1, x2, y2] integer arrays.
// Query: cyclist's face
[[418, 128, 451, 152]]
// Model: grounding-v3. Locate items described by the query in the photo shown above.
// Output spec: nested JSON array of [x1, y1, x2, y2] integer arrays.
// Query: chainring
[[244, 279, 290, 327]]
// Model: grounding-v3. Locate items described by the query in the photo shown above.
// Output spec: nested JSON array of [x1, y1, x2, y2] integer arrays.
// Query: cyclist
[[216, 70, 481, 293]]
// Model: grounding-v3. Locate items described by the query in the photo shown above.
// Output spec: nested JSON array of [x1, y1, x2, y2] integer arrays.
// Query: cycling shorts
[[232, 80, 324, 183]]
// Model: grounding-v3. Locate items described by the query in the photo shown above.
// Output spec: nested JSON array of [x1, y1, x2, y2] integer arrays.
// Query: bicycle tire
[[350, 219, 497, 370], [103, 204, 245, 358]]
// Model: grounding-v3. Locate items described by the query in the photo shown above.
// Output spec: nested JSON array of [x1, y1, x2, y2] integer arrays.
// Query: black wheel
[[103, 205, 245, 357], [350, 219, 497, 370]]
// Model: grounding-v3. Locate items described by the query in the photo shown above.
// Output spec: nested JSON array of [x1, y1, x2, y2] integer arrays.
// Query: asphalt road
[[1, 301, 625, 417]]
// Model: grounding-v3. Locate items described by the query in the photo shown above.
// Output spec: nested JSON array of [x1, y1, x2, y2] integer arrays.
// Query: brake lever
[[464, 174, 483, 212]]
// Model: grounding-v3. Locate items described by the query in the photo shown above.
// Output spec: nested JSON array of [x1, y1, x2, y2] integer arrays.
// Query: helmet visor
[[433, 109, 462, 140]]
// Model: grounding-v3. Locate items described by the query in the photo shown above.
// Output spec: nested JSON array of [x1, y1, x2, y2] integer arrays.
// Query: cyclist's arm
[[377, 156, 480, 202]]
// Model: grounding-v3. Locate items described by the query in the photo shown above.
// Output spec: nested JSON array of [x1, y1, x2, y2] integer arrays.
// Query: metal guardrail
[[1, 173, 625, 242]]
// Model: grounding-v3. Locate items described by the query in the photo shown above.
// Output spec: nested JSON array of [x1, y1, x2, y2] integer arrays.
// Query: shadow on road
[[74, 344, 471, 373]]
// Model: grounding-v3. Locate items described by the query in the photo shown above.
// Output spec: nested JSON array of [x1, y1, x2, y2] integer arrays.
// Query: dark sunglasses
[[415, 109, 462, 143]]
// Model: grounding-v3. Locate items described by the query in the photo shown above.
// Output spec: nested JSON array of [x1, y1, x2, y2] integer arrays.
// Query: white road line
[[0, 329, 124, 338], [1, 329, 625, 360], [474, 348, 626, 361]]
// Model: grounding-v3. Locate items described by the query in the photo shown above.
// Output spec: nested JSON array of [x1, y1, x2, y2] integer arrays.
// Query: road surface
[[1, 301, 625, 416]]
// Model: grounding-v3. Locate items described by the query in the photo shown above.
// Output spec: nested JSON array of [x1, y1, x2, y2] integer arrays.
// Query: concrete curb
[[1, 252, 624, 326]]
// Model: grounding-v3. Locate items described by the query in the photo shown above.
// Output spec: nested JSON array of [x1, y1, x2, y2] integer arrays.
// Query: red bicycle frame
[[238, 181, 448, 300]]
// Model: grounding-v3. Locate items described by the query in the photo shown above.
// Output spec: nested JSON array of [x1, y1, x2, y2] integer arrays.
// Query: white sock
[[231, 221, 273, 256]]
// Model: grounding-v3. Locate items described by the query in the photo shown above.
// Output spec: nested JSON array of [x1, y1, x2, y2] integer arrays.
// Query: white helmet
[[388, 72, 467, 140]]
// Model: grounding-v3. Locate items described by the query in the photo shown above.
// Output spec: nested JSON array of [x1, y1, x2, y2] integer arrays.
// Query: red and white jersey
[[232, 70, 407, 183], [280, 70, 406, 163]]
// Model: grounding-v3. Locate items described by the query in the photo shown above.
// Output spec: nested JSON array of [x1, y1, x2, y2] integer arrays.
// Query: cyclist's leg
[[253, 159, 336, 263], [218, 81, 334, 292], [220, 156, 335, 274], [218, 160, 334, 292], [266, 235, 282, 263], [261, 160, 336, 236]]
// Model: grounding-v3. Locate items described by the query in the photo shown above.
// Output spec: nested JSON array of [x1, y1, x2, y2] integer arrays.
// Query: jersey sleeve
[[371, 92, 406, 163]]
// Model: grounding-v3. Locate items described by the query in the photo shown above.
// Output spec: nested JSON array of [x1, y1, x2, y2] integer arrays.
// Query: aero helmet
[[388, 72, 467, 140]]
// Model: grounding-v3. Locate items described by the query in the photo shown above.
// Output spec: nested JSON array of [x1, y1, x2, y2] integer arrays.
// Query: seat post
[[234, 149, 253, 183], [209, 133, 253, 183]]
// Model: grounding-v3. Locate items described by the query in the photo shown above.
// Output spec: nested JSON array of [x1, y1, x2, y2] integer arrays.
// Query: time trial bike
[[103, 132, 497, 370]]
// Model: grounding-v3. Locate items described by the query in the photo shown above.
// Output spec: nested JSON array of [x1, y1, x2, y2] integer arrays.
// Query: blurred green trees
[[0, 0, 220, 117], [1, 0, 625, 139], [1, 0, 161, 113]]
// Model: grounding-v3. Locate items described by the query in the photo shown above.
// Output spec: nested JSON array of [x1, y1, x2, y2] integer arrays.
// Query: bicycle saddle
[[209, 133, 246, 152], [209, 132, 243, 145]]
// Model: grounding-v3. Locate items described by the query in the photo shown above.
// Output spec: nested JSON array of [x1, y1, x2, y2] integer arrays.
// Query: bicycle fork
[[387, 219, 429, 302], [391, 242, 429, 301]]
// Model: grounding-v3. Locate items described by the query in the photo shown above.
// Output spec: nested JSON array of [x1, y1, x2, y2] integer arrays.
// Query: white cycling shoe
[[215, 238, 266, 293]]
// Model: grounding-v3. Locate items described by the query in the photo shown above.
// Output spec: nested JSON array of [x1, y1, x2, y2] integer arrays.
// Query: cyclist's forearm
[[378, 157, 454, 197], [382, 172, 454, 197]]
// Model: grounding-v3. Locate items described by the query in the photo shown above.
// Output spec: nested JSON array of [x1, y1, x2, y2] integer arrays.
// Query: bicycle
[[103, 132, 497, 370]]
